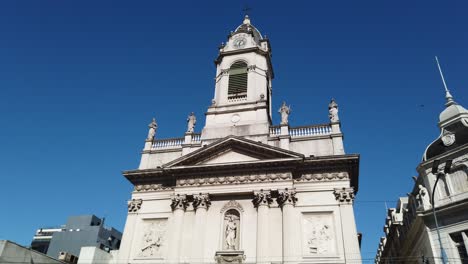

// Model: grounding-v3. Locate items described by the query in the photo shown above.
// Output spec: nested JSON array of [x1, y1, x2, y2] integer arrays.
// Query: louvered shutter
[[228, 62, 248, 96]]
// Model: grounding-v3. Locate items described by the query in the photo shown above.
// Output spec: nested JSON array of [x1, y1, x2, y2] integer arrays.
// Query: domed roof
[[439, 103, 468, 124], [423, 91, 468, 161], [233, 15, 263, 44]]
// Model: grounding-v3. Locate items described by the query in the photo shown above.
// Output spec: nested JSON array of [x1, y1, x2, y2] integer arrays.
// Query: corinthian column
[[167, 194, 188, 263], [191, 193, 211, 264], [334, 187, 361, 263], [252, 190, 273, 264], [277, 188, 297, 264]]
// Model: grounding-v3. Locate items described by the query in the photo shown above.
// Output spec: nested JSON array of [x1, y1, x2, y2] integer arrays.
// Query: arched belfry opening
[[228, 61, 248, 100]]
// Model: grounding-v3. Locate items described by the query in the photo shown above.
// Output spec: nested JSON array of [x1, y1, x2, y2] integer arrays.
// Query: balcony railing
[[269, 126, 281, 136], [269, 124, 332, 138], [228, 94, 247, 102], [289, 125, 331, 137], [152, 137, 184, 149], [191, 133, 201, 143], [151, 133, 202, 150]]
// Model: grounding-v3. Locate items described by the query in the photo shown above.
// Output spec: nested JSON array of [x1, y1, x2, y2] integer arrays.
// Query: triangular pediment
[[163, 135, 303, 168]]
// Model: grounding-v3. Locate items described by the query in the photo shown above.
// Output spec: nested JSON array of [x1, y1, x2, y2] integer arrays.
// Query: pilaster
[[118, 199, 143, 262], [168, 194, 188, 263], [334, 187, 361, 263], [191, 193, 211, 263], [253, 190, 273, 264], [277, 188, 297, 264]]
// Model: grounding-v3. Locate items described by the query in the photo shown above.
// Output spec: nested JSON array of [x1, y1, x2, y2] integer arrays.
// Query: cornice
[[123, 154, 359, 191], [205, 104, 268, 116]]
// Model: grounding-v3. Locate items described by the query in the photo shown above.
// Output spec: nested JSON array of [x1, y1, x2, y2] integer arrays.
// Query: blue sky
[[0, 0, 467, 262]]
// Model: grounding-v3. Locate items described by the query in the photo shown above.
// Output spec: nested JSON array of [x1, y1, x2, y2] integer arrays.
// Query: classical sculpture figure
[[328, 99, 339, 123], [278, 101, 291, 125], [187, 112, 196, 133], [225, 214, 238, 250], [147, 118, 158, 141], [417, 184, 432, 210]]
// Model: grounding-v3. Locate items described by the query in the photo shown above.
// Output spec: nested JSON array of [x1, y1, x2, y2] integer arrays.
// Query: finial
[[243, 15, 251, 25], [435, 56, 455, 107]]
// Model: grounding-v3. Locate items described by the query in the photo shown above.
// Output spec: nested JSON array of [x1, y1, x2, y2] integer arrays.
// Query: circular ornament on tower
[[231, 114, 241, 123]]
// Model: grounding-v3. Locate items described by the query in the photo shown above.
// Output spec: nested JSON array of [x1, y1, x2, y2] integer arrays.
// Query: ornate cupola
[[202, 16, 274, 141], [423, 58, 468, 161]]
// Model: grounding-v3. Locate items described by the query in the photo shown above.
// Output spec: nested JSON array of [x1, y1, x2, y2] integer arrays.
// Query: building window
[[228, 61, 248, 100], [449, 167, 468, 194], [450, 231, 468, 264]]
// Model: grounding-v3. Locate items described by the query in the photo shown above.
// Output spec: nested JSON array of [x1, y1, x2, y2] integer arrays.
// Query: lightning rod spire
[[435, 56, 455, 107]]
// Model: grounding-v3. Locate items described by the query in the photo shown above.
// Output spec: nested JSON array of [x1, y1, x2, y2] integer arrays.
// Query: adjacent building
[[109, 15, 362, 264], [31, 215, 122, 260], [0, 240, 64, 264], [375, 87, 468, 263]]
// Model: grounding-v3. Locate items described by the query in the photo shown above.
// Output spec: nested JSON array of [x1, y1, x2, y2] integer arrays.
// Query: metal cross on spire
[[242, 5, 252, 17]]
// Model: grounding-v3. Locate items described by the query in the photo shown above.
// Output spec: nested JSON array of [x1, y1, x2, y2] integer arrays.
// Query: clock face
[[233, 37, 247, 49]]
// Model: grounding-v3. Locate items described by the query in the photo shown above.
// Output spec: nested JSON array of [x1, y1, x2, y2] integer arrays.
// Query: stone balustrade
[[289, 124, 331, 137], [227, 94, 247, 102], [191, 133, 201, 143], [152, 134, 201, 150], [152, 137, 184, 149], [269, 124, 332, 137], [269, 126, 281, 136]]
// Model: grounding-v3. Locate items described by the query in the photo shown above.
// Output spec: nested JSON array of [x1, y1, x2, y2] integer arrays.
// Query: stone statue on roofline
[[279, 101, 291, 125], [187, 112, 196, 133], [328, 99, 339, 123], [147, 118, 158, 141]]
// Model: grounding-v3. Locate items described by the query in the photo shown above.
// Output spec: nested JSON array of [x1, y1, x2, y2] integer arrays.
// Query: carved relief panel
[[138, 219, 168, 258], [302, 213, 336, 256]]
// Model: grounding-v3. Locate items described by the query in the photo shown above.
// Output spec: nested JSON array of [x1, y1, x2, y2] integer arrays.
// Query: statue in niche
[[187, 112, 196, 133], [328, 99, 339, 122], [278, 101, 291, 125], [147, 118, 158, 141], [223, 209, 240, 250]]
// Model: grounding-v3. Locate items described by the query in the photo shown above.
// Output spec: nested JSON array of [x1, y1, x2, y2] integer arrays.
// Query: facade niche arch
[[220, 200, 243, 251]]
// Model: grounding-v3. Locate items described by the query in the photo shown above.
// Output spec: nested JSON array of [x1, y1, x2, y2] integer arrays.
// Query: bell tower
[[202, 16, 274, 141]]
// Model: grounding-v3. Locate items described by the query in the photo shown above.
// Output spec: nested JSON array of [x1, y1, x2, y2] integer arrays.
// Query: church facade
[[116, 16, 362, 264]]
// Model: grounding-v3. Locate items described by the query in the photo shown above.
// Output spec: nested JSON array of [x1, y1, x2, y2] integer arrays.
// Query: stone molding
[[134, 184, 173, 192], [220, 200, 244, 213], [333, 187, 355, 203], [295, 172, 349, 182], [170, 194, 189, 211], [252, 189, 273, 208], [277, 188, 298, 208], [128, 199, 143, 213], [178, 172, 291, 187], [215, 251, 245, 264], [193, 193, 211, 210]]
